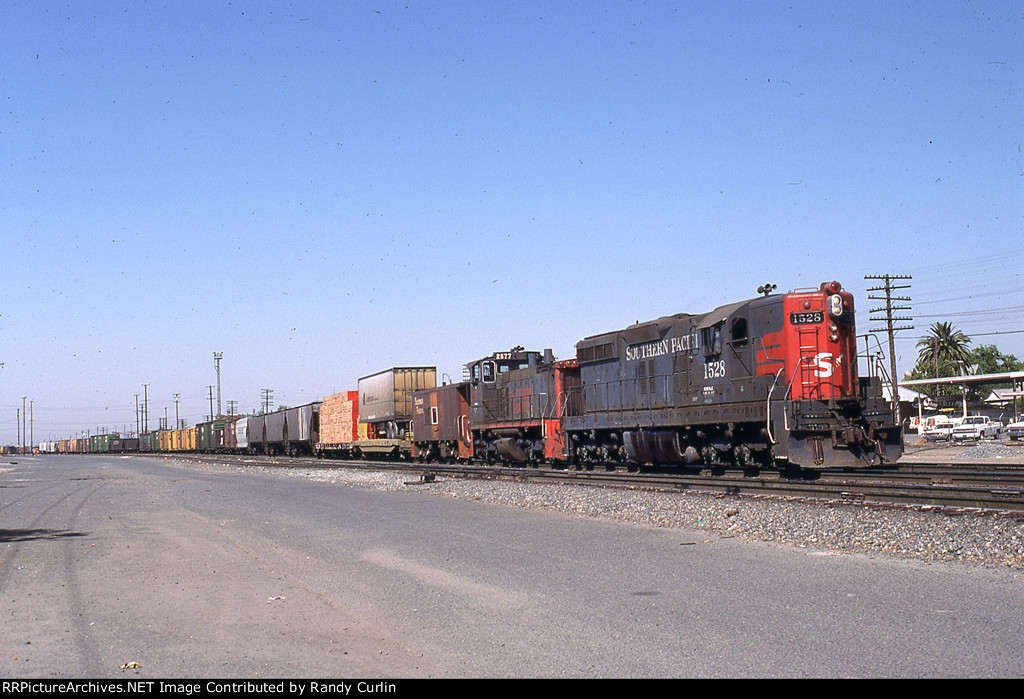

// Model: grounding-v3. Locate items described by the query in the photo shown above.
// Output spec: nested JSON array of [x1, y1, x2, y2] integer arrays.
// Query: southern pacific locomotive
[[45, 282, 902, 470], [411, 281, 901, 469]]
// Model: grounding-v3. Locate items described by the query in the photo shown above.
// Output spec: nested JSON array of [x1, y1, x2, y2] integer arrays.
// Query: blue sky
[[2, 1, 1021, 443]]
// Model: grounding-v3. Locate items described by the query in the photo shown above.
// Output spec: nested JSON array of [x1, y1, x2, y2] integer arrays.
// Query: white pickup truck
[[951, 415, 1000, 441], [922, 415, 957, 441], [1006, 418, 1024, 441]]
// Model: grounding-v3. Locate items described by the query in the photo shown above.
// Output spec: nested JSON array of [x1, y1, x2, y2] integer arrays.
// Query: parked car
[[922, 415, 957, 441], [952, 415, 1000, 441], [1006, 418, 1024, 441]]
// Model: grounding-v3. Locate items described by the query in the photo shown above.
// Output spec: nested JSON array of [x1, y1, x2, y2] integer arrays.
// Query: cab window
[[702, 323, 723, 355], [730, 318, 748, 348]]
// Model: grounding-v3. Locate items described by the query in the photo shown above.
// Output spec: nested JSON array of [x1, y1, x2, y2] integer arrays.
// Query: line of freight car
[[39, 434, 135, 454], [42, 367, 439, 460], [49, 281, 902, 470]]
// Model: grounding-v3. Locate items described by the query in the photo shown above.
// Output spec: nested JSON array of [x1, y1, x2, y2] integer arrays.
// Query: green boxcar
[[88, 433, 119, 453], [196, 420, 225, 452]]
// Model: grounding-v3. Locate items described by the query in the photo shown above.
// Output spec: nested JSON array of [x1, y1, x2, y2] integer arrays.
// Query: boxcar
[[356, 367, 436, 458]]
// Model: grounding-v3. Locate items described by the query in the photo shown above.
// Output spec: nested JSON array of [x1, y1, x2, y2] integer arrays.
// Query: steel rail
[[138, 452, 1024, 515]]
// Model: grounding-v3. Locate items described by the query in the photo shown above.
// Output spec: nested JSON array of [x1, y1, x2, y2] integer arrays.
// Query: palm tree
[[916, 322, 972, 379]]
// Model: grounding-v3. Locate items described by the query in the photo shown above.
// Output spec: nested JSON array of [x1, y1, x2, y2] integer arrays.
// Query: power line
[[907, 329, 1024, 340]]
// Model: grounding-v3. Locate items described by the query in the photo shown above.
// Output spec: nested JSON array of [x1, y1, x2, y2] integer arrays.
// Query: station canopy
[[901, 370, 1024, 397]]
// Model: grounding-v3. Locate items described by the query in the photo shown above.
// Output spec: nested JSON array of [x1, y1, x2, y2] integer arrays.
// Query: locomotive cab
[[467, 348, 579, 464]]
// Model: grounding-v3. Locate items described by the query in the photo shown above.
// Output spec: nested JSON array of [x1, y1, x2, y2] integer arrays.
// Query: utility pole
[[16, 408, 20, 454], [227, 400, 238, 416], [213, 352, 223, 418], [135, 393, 140, 436], [865, 274, 914, 416], [207, 385, 215, 422], [142, 383, 150, 433], [261, 388, 274, 415], [174, 393, 181, 429], [29, 400, 33, 452], [22, 397, 26, 454]]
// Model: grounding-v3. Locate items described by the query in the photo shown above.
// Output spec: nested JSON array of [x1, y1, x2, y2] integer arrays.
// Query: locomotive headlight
[[828, 294, 844, 318]]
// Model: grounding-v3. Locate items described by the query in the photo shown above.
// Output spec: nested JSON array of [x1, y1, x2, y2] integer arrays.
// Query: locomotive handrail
[[765, 367, 786, 444], [783, 358, 808, 402], [857, 331, 897, 406], [562, 385, 584, 415], [857, 332, 888, 379], [753, 335, 785, 368], [767, 358, 815, 443], [554, 389, 581, 418]]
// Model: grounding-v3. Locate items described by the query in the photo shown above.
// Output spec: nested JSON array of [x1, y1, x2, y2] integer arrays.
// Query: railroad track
[[150, 452, 1024, 516]]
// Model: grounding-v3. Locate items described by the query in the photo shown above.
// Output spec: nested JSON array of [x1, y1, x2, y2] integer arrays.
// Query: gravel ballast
[[171, 440, 1024, 572]]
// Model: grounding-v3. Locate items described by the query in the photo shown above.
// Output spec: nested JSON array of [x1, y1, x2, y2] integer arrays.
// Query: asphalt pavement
[[2, 454, 1023, 678]]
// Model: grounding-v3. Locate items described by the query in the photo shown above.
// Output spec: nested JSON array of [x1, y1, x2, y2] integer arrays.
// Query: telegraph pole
[[142, 383, 150, 433], [135, 393, 140, 436], [227, 400, 238, 416], [865, 274, 914, 416], [261, 388, 274, 414], [174, 393, 181, 429], [207, 385, 215, 422]]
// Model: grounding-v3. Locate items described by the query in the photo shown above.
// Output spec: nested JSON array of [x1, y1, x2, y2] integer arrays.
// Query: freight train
[[43, 281, 903, 470]]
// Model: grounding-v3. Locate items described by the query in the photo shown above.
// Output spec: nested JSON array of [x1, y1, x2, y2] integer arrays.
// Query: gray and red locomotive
[[412, 281, 902, 470]]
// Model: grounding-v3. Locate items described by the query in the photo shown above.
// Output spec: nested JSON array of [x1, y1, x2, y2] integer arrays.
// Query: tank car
[[564, 281, 902, 469]]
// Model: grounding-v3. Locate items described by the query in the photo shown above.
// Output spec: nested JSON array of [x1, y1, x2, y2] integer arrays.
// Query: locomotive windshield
[[473, 354, 535, 384]]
